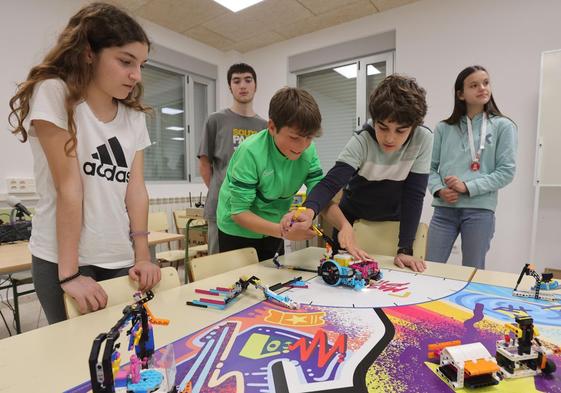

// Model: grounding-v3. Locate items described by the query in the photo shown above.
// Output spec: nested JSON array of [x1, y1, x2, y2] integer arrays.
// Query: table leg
[[10, 275, 35, 334], [12, 279, 21, 334], [184, 219, 193, 284], [149, 245, 157, 263]]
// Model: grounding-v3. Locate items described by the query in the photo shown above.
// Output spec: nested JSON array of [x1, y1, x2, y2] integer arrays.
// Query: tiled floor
[[0, 292, 47, 339], [0, 264, 188, 340]]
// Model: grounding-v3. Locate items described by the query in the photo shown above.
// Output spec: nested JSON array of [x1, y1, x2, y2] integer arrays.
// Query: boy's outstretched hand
[[394, 253, 427, 272], [282, 226, 317, 241], [280, 208, 314, 234], [337, 224, 371, 261], [281, 208, 370, 260], [280, 208, 317, 240]]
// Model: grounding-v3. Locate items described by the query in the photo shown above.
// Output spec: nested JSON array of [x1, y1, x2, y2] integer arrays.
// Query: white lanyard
[[466, 113, 487, 164]]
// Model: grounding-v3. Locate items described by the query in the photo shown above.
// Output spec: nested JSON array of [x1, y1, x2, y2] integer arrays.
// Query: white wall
[[244, 0, 561, 274], [0, 0, 235, 201], [1, 1, 73, 202]]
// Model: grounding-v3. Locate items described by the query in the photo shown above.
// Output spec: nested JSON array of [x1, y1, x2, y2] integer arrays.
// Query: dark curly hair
[[368, 74, 427, 130]]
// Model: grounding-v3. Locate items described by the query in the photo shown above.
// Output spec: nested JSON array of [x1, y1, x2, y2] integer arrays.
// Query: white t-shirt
[[24, 79, 151, 268]]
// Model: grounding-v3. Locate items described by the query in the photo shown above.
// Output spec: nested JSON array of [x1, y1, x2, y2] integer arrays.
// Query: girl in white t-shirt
[[8, 2, 161, 323]]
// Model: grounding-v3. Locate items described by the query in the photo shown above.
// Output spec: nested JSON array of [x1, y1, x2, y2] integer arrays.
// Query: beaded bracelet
[[130, 231, 150, 239], [59, 271, 81, 285]]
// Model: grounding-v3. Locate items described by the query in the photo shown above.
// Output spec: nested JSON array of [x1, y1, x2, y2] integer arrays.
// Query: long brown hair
[[8, 2, 151, 156], [444, 65, 503, 125]]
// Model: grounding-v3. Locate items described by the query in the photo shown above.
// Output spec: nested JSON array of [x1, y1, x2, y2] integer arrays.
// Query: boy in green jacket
[[217, 87, 323, 261]]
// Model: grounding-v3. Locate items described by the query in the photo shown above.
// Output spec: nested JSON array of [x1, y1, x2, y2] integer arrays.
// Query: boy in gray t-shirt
[[198, 63, 267, 254]]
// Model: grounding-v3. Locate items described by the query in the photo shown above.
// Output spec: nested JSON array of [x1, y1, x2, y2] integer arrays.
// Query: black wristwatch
[[397, 247, 414, 256]]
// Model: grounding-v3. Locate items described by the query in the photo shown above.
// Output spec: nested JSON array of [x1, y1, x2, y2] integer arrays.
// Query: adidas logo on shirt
[[83, 137, 130, 182]]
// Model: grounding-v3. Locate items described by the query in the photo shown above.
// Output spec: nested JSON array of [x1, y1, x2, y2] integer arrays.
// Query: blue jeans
[[426, 207, 495, 269]]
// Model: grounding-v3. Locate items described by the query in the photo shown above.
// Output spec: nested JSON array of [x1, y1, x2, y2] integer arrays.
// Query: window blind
[[298, 66, 357, 173]]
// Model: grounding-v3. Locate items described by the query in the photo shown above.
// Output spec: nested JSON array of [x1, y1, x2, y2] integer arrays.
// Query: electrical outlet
[[6, 178, 36, 194]]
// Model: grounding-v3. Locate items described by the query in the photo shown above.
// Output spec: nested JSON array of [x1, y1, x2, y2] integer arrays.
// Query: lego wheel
[[495, 352, 514, 375], [543, 358, 557, 375], [320, 260, 342, 286]]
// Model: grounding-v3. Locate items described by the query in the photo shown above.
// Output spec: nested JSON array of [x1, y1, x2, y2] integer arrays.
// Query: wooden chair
[[353, 220, 429, 259], [148, 211, 169, 233], [148, 211, 185, 268], [172, 209, 208, 257], [173, 209, 208, 282], [63, 266, 180, 319], [545, 267, 561, 279], [189, 247, 258, 282], [0, 271, 34, 334]]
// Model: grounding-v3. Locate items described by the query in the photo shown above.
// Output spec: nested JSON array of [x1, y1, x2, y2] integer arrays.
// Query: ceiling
[[108, 0, 419, 53]]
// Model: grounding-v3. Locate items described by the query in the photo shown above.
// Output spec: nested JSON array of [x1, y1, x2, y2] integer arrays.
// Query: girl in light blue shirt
[[427, 65, 517, 269]]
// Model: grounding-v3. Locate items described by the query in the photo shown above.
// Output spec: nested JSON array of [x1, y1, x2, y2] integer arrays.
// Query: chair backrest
[[189, 247, 258, 282], [172, 210, 206, 234], [173, 209, 207, 253], [64, 266, 180, 319], [353, 220, 428, 259], [148, 211, 169, 232], [545, 267, 561, 279]]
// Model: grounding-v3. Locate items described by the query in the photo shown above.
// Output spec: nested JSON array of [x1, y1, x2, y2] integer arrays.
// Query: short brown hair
[[368, 74, 427, 130], [268, 87, 322, 137]]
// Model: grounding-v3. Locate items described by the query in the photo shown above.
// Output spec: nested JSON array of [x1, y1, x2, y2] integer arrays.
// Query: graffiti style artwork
[[68, 270, 561, 393]]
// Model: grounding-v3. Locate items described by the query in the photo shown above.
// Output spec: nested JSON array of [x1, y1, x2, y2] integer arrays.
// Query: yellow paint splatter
[[420, 301, 473, 322], [366, 359, 407, 392]]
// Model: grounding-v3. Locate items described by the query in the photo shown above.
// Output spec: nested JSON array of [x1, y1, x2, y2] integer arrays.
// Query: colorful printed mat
[[68, 269, 561, 393]]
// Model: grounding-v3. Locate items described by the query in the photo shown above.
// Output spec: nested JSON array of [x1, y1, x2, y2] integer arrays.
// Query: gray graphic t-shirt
[[198, 109, 267, 219]]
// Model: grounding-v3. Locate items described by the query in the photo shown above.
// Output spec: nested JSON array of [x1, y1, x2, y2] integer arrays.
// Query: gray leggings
[[31, 256, 130, 324]]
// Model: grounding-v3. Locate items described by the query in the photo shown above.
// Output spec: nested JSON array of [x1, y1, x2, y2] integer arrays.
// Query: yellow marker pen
[[289, 206, 307, 226]]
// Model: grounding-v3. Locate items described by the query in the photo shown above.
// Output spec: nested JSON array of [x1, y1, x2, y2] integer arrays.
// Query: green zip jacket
[[217, 129, 323, 238]]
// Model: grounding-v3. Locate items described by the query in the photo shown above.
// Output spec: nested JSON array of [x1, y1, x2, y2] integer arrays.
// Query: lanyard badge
[[466, 113, 487, 171]]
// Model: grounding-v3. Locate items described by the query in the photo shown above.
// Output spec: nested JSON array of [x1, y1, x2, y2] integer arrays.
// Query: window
[[296, 52, 394, 173], [190, 77, 213, 180], [142, 63, 215, 182]]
